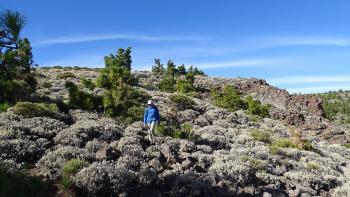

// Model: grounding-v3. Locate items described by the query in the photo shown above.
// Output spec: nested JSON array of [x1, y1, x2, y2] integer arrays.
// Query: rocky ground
[[1, 68, 350, 196]]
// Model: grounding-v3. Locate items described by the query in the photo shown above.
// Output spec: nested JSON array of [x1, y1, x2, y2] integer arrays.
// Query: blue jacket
[[144, 105, 160, 124]]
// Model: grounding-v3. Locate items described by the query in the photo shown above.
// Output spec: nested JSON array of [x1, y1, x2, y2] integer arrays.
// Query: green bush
[[62, 159, 88, 189], [176, 79, 196, 94], [306, 162, 320, 170], [80, 77, 96, 90], [65, 81, 103, 111], [0, 102, 10, 112], [57, 72, 76, 79], [155, 122, 193, 140], [240, 156, 266, 170], [269, 139, 297, 154], [251, 129, 271, 143], [169, 94, 195, 110], [13, 102, 59, 118], [211, 86, 246, 111], [344, 144, 350, 149], [41, 81, 52, 89], [301, 140, 315, 152], [0, 165, 50, 197], [245, 96, 270, 117], [152, 58, 165, 73], [158, 78, 176, 93]]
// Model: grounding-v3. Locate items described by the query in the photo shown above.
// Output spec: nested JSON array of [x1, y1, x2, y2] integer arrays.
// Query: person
[[143, 99, 160, 143]]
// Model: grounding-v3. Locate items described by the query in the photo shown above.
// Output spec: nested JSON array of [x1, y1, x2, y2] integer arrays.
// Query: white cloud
[[256, 36, 350, 48], [268, 76, 350, 85], [35, 33, 205, 46], [287, 84, 350, 94], [192, 59, 278, 69]]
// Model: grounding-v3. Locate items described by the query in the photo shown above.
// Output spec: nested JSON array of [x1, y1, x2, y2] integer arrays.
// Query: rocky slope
[[1, 67, 350, 196]]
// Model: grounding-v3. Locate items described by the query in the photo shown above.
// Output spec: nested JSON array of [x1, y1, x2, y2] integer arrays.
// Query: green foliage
[[251, 129, 271, 143], [158, 77, 176, 93], [12, 102, 59, 118], [320, 90, 350, 126], [151, 58, 165, 73], [306, 162, 320, 170], [245, 96, 270, 117], [80, 77, 96, 90], [62, 159, 88, 189], [301, 140, 315, 152], [57, 72, 76, 79], [41, 81, 52, 89], [269, 139, 297, 154], [169, 93, 195, 110], [176, 79, 196, 94], [0, 165, 50, 197], [96, 48, 149, 120], [1, 10, 36, 104], [240, 156, 266, 170], [0, 102, 10, 112], [177, 64, 187, 75], [211, 86, 246, 111], [65, 81, 103, 111], [156, 60, 204, 93], [155, 121, 194, 140], [344, 144, 350, 149]]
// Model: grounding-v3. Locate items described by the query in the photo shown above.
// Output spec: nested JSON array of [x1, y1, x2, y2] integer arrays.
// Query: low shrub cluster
[[57, 72, 76, 79], [250, 129, 271, 143], [269, 139, 297, 154], [65, 81, 103, 112], [12, 102, 60, 119], [306, 162, 320, 171], [155, 122, 194, 140], [80, 77, 96, 90], [169, 94, 195, 110], [211, 86, 270, 117], [0, 102, 10, 112], [62, 159, 88, 189], [155, 59, 205, 93]]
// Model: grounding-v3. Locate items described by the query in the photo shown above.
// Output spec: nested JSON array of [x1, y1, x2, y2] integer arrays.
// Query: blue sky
[[2, 0, 350, 93]]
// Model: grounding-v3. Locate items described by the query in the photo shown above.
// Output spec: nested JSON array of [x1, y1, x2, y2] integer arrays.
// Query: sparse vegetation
[[12, 102, 60, 118], [240, 156, 266, 170], [0, 102, 10, 112], [251, 129, 271, 143], [41, 81, 52, 89], [269, 139, 297, 154], [211, 86, 246, 111], [80, 77, 96, 90], [306, 162, 320, 170], [245, 96, 270, 117], [57, 72, 76, 79], [65, 81, 103, 112], [320, 90, 350, 126], [169, 93, 195, 110], [62, 159, 88, 189]]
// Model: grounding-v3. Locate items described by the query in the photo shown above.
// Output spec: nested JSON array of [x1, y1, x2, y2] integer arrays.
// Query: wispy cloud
[[287, 84, 350, 94], [193, 59, 279, 69], [255, 36, 350, 48], [35, 33, 206, 46], [268, 75, 350, 85]]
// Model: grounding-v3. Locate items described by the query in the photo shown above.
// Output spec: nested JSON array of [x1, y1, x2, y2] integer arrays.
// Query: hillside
[[0, 67, 350, 197]]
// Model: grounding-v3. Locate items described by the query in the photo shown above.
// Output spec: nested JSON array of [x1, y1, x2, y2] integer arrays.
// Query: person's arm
[[143, 108, 148, 124], [156, 107, 160, 123]]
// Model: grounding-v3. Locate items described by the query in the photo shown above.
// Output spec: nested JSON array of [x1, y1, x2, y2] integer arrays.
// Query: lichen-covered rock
[[36, 146, 95, 180], [54, 118, 122, 147], [73, 161, 136, 195]]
